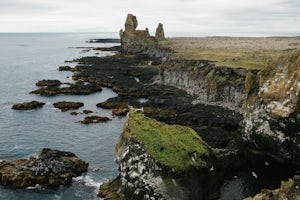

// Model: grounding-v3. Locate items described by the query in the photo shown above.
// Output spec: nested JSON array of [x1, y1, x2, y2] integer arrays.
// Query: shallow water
[[0, 32, 124, 200]]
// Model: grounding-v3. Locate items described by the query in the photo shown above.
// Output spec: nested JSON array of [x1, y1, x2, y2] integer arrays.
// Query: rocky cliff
[[242, 49, 300, 161], [120, 14, 165, 53], [155, 59, 249, 111], [99, 110, 213, 200]]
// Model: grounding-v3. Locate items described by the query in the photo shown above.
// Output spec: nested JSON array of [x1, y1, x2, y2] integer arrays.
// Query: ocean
[[0, 32, 125, 200]]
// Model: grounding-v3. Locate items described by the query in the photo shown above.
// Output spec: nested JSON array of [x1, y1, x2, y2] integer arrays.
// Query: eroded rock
[[53, 101, 84, 112], [80, 115, 111, 124], [0, 148, 88, 189], [12, 101, 45, 110]]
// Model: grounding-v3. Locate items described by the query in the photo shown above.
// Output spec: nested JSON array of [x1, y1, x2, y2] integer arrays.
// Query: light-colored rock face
[[242, 49, 300, 160], [259, 50, 300, 118], [154, 60, 246, 111], [124, 14, 138, 35]]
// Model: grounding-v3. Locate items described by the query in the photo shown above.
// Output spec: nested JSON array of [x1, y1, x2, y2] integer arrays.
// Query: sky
[[1, 0, 300, 35]]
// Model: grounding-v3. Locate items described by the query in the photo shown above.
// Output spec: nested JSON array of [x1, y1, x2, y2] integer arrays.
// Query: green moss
[[119, 111, 211, 173]]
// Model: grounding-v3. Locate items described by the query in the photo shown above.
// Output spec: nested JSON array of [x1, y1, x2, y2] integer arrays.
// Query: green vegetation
[[119, 111, 211, 173], [160, 39, 296, 70]]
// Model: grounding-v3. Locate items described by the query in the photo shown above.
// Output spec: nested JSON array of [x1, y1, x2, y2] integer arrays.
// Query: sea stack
[[120, 14, 165, 53]]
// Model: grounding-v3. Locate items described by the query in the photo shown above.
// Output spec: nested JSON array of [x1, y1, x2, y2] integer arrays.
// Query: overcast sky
[[1, 0, 300, 35]]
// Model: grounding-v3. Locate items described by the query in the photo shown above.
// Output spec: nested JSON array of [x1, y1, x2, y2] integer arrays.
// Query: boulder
[[80, 115, 111, 124], [0, 148, 88, 189], [53, 101, 84, 112], [12, 101, 45, 110]]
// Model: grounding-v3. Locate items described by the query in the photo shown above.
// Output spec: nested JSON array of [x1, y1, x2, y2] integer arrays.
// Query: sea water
[[0, 32, 125, 200]]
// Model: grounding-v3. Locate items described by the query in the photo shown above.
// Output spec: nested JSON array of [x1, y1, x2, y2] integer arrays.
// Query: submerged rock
[[53, 101, 84, 112], [12, 101, 45, 110], [0, 148, 88, 189], [80, 115, 111, 124]]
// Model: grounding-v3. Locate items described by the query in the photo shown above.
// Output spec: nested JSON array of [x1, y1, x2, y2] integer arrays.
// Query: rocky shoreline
[[5, 14, 300, 200]]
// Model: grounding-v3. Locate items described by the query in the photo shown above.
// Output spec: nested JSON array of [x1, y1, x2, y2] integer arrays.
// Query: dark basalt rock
[[83, 110, 93, 114], [93, 46, 121, 52], [12, 101, 45, 110], [87, 39, 121, 43], [31, 81, 102, 96], [0, 148, 88, 189], [36, 80, 61, 87], [80, 115, 111, 124], [53, 101, 84, 112], [58, 66, 75, 71], [72, 53, 242, 149]]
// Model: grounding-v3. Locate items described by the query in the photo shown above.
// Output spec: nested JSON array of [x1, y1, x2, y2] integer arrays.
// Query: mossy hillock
[[117, 110, 212, 174]]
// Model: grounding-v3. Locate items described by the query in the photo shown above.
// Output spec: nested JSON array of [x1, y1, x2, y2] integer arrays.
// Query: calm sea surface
[[0, 32, 125, 200]]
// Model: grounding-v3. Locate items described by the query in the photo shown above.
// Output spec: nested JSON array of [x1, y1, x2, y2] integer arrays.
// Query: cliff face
[[120, 14, 165, 53], [242, 49, 300, 160], [100, 110, 213, 200], [156, 59, 248, 111]]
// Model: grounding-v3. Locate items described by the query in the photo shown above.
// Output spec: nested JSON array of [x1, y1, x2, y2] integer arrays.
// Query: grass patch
[[160, 38, 296, 70], [119, 111, 211, 173]]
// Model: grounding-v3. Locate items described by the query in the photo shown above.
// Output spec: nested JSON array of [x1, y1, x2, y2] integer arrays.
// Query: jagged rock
[[53, 101, 84, 112], [242, 49, 300, 161], [12, 101, 45, 110], [155, 23, 165, 41], [0, 148, 88, 189], [120, 14, 158, 53], [80, 115, 111, 124]]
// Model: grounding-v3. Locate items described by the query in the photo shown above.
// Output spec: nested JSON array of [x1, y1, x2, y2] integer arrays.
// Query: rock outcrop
[[53, 101, 84, 111], [99, 110, 213, 200], [0, 148, 88, 189], [156, 59, 249, 111], [242, 49, 300, 161], [80, 115, 111, 124], [120, 14, 165, 53], [31, 80, 102, 96], [245, 176, 300, 200], [12, 101, 45, 110], [155, 23, 165, 41]]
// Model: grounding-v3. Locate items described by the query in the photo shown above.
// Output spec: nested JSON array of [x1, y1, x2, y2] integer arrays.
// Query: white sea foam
[[73, 175, 102, 188]]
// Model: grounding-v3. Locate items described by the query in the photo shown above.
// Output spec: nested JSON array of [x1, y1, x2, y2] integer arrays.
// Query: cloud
[[0, 0, 299, 34]]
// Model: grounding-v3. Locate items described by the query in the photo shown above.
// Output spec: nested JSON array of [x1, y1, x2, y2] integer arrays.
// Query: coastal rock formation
[[155, 23, 165, 41], [80, 115, 111, 124], [245, 176, 300, 200], [120, 14, 165, 53], [0, 148, 88, 189], [12, 101, 45, 110], [242, 49, 300, 161], [53, 101, 84, 111], [156, 59, 249, 111], [99, 110, 213, 199], [31, 80, 102, 96]]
